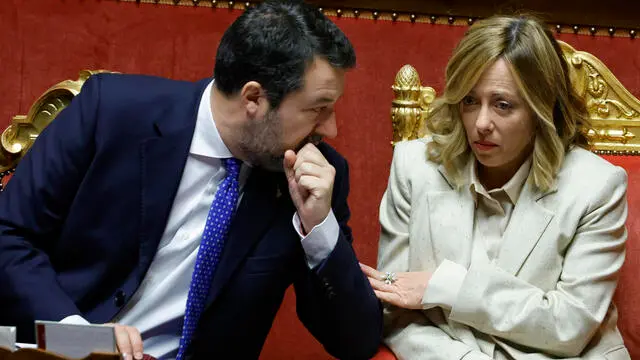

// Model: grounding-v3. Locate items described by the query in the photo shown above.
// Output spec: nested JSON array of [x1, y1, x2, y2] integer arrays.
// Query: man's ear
[[240, 81, 269, 118]]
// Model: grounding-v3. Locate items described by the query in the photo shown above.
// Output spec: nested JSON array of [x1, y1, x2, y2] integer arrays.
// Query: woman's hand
[[360, 263, 431, 310]]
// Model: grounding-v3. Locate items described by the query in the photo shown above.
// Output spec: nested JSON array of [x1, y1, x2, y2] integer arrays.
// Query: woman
[[361, 15, 630, 359]]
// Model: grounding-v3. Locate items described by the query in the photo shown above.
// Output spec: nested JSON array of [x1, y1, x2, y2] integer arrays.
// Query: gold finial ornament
[[390, 65, 436, 145]]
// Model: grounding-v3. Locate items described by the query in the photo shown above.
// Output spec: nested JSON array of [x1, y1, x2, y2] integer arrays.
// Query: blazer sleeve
[[378, 142, 491, 360], [448, 166, 628, 357], [293, 153, 383, 360], [0, 75, 100, 339]]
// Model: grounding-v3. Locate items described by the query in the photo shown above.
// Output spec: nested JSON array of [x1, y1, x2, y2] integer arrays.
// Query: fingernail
[[134, 352, 143, 360], [121, 353, 129, 360]]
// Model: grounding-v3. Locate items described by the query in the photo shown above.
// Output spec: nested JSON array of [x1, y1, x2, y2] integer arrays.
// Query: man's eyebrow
[[309, 97, 335, 106]]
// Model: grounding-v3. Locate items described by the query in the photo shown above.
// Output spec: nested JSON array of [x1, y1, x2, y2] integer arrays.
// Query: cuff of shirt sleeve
[[422, 259, 467, 310], [292, 210, 339, 269], [60, 315, 91, 325]]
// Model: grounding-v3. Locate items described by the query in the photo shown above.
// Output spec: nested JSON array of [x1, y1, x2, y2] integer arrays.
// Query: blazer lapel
[[497, 181, 556, 275], [428, 165, 475, 267], [205, 168, 285, 305]]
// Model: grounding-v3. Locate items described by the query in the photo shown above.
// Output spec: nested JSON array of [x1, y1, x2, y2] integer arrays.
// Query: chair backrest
[[389, 39, 640, 358]]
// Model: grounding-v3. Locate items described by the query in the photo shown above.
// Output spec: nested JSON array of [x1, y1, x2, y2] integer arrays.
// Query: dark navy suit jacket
[[0, 74, 382, 359]]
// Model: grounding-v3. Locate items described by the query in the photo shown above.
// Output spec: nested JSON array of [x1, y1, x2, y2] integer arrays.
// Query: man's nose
[[315, 111, 338, 139]]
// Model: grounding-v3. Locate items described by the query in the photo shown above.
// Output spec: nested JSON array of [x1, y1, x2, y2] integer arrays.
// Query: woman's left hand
[[360, 263, 431, 310]]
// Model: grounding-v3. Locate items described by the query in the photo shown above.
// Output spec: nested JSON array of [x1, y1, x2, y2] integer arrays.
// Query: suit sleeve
[[447, 167, 628, 357], [378, 142, 491, 360], [0, 75, 100, 340], [293, 153, 383, 360]]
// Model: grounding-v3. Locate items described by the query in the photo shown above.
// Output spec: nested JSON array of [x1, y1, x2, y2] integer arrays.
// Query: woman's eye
[[496, 101, 512, 110], [312, 106, 327, 113], [461, 96, 476, 106]]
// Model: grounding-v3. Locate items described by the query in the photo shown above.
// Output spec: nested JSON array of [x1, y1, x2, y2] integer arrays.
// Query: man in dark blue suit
[[0, 1, 382, 359]]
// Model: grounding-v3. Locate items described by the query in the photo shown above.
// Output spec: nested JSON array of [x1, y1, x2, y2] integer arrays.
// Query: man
[[0, 1, 382, 359]]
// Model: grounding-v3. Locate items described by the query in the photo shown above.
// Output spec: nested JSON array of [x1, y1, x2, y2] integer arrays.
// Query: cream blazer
[[378, 139, 630, 360]]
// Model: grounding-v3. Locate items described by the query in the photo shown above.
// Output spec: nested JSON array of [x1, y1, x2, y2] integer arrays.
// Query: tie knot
[[223, 158, 241, 179]]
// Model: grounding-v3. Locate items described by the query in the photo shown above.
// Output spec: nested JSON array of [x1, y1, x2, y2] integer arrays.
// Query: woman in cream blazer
[[362, 15, 630, 360]]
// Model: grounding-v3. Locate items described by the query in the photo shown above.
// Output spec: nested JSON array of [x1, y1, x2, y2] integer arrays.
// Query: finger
[[294, 162, 324, 182], [359, 263, 380, 278], [284, 150, 305, 208], [374, 290, 402, 307], [283, 150, 297, 180], [294, 144, 330, 168], [126, 327, 144, 360], [287, 175, 306, 208], [113, 325, 133, 359], [297, 175, 328, 195], [368, 276, 396, 293]]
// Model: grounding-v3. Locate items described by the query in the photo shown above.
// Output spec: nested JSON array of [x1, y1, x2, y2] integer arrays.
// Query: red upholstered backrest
[[603, 155, 640, 355]]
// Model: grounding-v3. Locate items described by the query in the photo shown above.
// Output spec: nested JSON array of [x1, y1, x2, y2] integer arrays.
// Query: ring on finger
[[382, 271, 397, 285]]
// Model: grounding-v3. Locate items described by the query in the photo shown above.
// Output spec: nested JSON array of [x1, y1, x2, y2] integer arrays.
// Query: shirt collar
[[190, 80, 233, 159], [468, 155, 532, 205]]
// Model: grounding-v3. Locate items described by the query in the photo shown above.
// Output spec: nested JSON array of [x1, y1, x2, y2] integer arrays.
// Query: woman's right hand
[[360, 263, 431, 310]]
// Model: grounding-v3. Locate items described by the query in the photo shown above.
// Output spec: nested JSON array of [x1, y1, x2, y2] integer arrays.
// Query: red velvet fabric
[[371, 345, 396, 360], [1, 1, 639, 358], [603, 155, 640, 354], [1, 173, 13, 190]]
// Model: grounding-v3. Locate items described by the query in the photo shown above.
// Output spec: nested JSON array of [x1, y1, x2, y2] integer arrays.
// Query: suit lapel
[[137, 79, 210, 278], [205, 168, 285, 305], [138, 125, 195, 278], [497, 181, 556, 275], [428, 165, 475, 267]]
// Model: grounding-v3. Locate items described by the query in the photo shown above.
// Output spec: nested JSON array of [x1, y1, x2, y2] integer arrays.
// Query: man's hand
[[360, 263, 431, 310], [283, 143, 335, 234], [107, 323, 143, 360]]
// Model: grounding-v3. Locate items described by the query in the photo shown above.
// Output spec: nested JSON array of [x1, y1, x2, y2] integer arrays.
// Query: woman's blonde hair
[[427, 15, 590, 192]]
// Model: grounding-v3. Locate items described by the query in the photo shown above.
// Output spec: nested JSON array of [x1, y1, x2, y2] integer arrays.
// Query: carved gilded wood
[[391, 65, 436, 145], [0, 70, 112, 173], [560, 41, 640, 154], [391, 40, 640, 155]]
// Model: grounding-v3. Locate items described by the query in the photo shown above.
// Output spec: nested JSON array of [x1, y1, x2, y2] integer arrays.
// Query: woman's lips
[[474, 141, 498, 152]]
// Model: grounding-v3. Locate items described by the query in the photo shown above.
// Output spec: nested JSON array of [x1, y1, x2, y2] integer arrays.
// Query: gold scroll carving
[[0, 70, 112, 172]]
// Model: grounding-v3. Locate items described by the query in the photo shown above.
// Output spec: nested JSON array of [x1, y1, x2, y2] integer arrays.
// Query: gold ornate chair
[[0, 70, 111, 191], [387, 40, 640, 358]]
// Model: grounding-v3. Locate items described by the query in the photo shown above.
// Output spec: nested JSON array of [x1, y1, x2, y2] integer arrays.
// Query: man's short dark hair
[[213, 0, 356, 109]]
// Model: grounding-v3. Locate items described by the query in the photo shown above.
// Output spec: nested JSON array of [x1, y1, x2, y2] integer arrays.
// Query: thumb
[[283, 150, 297, 181], [283, 150, 304, 208]]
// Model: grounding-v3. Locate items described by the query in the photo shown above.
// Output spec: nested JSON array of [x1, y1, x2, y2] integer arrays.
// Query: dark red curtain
[[1, 1, 639, 358]]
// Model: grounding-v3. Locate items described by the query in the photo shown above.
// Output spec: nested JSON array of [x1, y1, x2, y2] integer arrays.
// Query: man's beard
[[238, 110, 322, 172]]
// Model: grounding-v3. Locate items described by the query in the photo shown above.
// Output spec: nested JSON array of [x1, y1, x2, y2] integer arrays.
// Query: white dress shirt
[[62, 80, 340, 359]]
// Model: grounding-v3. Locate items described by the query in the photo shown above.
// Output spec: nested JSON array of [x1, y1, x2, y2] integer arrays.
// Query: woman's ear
[[240, 81, 269, 118]]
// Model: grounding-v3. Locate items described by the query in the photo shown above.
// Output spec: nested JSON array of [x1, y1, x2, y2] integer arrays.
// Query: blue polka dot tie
[[176, 158, 241, 360]]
